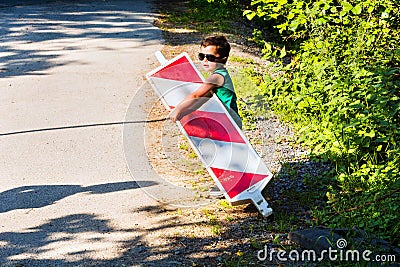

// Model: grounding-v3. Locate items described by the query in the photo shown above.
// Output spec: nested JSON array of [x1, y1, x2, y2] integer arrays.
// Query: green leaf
[[351, 4, 362, 15], [243, 10, 257, 20], [365, 130, 375, 138], [343, 2, 353, 13], [366, 35, 375, 46], [289, 20, 300, 31], [280, 46, 287, 58], [270, 13, 280, 19]]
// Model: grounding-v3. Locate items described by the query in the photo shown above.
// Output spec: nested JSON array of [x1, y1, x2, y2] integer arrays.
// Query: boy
[[169, 36, 242, 197], [169, 35, 242, 129]]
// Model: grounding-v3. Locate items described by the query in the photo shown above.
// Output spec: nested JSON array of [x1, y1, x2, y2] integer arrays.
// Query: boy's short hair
[[201, 36, 230, 63]]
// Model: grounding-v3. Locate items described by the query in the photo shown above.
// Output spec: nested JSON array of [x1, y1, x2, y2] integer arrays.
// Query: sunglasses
[[198, 53, 223, 62]]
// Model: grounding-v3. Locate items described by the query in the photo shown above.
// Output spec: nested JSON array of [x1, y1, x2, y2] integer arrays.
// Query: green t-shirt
[[213, 68, 242, 128]]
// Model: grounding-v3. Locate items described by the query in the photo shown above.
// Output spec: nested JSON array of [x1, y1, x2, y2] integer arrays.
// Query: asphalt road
[[0, 0, 169, 265]]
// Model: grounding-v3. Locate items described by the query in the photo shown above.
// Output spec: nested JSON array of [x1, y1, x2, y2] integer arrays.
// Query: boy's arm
[[169, 74, 223, 122]]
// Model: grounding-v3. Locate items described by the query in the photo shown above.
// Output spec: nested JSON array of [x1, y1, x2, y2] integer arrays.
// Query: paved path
[[0, 0, 167, 265]]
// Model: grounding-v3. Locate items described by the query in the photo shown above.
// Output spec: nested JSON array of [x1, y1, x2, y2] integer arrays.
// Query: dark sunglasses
[[198, 53, 223, 62]]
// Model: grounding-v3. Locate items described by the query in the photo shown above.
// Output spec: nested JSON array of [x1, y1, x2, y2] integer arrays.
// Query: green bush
[[245, 0, 400, 245]]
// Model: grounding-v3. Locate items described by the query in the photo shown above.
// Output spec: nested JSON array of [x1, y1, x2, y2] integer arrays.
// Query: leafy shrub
[[245, 0, 400, 245]]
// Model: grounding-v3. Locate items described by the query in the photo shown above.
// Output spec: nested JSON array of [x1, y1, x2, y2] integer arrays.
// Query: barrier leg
[[251, 193, 273, 217]]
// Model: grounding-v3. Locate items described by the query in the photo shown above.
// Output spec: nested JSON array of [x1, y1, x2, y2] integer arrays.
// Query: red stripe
[[151, 56, 203, 84], [180, 110, 244, 144], [211, 167, 270, 198]]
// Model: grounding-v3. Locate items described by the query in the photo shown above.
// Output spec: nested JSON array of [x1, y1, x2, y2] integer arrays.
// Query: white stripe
[[189, 136, 271, 176], [148, 77, 227, 113], [148, 77, 199, 107], [197, 95, 227, 113]]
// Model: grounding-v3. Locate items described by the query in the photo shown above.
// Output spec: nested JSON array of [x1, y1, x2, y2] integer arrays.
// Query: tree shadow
[[0, 213, 143, 266], [122, 160, 335, 266], [0, 181, 156, 213], [265, 160, 334, 214], [0, 207, 258, 266], [0, 0, 162, 78], [3, 160, 381, 267], [125, 160, 336, 266]]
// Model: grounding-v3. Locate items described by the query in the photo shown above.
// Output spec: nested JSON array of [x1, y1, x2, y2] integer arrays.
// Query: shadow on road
[[0, 213, 143, 266], [0, 118, 167, 137], [0, 0, 161, 78], [0, 181, 156, 213], [0, 206, 254, 266], [0, 161, 338, 266]]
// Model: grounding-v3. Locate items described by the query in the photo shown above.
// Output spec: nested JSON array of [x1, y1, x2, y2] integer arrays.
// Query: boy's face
[[199, 45, 223, 72]]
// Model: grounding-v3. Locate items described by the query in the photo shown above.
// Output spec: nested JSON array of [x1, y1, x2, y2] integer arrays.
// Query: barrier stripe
[[148, 77, 226, 114], [189, 136, 270, 175], [180, 110, 245, 144], [151, 56, 203, 84], [148, 77, 199, 107], [211, 167, 270, 198]]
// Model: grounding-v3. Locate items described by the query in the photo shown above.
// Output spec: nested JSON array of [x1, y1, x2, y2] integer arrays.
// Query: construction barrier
[[146, 52, 273, 216]]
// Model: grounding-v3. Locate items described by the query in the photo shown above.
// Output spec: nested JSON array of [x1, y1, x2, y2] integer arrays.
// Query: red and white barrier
[[146, 52, 273, 217]]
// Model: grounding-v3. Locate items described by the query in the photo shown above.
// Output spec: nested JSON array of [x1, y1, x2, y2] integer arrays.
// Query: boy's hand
[[169, 108, 181, 123], [168, 82, 215, 123]]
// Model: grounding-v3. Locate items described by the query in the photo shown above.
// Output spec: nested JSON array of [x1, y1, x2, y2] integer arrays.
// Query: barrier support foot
[[252, 193, 273, 217]]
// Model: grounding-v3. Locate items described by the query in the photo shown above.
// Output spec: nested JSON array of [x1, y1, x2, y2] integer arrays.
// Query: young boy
[[169, 35, 242, 129]]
